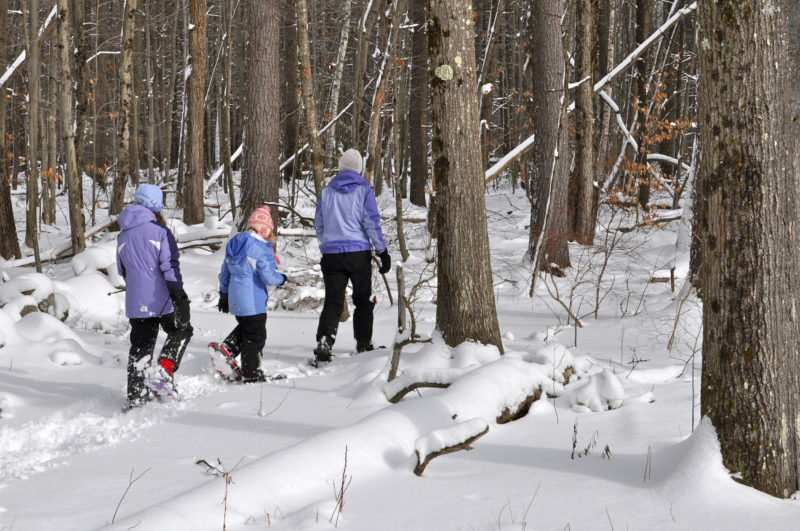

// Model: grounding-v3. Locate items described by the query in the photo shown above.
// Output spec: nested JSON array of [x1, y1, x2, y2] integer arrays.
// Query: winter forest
[[2, 0, 800, 529]]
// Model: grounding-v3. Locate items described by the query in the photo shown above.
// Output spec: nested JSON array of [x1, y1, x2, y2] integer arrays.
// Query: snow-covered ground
[[1, 177, 799, 530]]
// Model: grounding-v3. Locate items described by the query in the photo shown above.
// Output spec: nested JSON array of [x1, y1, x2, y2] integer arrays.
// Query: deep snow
[[1, 177, 799, 530]]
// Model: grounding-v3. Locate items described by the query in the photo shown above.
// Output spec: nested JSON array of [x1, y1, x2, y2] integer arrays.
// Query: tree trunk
[[221, 0, 235, 220], [528, 0, 570, 272], [296, 0, 325, 197], [239, 0, 281, 226], [569, 0, 596, 244], [323, 0, 352, 168], [352, 1, 378, 148], [281, 0, 299, 183], [111, 0, 137, 215], [427, 0, 503, 353], [25, 0, 43, 273], [184, 0, 207, 224], [43, 54, 57, 226], [57, 0, 85, 254], [0, 0, 21, 259], [698, 0, 800, 498], [407, 0, 427, 207]]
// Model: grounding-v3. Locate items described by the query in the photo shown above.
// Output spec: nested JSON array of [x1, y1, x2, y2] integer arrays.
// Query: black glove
[[170, 289, 191, 329], [279, 273, 287, 286], [377, 249, 391, 275], [217, 291, 229, 313]]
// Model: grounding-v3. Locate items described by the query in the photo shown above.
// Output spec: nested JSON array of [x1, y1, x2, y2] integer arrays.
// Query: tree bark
[[528, 0, 570, 272], [25, 0, 43, 273], [281, 0, 299, 183], [296, 0, 325, 197], [111, 0, 137, 215], [0, 0, 21, 259], [407, 0, 427, 207], [323, 0, 352, 168], [184, 0, 207, 224], [569, 0, 597, 244], [698, 0, 800, 498], [427, 0, 503, 353], [239, 0, 281, 226], [57, 0, 86, 254]]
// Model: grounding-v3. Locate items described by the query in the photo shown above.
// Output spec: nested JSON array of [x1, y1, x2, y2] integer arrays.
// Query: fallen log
[[414, 418, 489, 476]]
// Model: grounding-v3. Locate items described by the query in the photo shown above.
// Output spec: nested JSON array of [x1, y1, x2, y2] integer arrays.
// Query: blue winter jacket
[[218, 231, 284, 316], [315, 170, 387, 254], [116, 205, 183, 318]]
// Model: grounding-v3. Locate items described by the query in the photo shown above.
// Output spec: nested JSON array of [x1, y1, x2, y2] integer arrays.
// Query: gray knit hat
[[338, 149, 363, 173]]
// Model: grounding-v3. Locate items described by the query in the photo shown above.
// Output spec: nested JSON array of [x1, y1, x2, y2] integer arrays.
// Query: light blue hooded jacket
[[315, 170, 387, 254], [218, 231, 284, 316]]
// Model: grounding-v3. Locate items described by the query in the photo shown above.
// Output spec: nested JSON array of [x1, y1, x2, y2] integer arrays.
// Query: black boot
[[313, 335, 335, 363]]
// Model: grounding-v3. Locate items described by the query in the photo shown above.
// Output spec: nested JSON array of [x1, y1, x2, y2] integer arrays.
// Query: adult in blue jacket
[[116, 184, 192, 409], [313, 149, 391, 364], [216, 205, 287, 382]]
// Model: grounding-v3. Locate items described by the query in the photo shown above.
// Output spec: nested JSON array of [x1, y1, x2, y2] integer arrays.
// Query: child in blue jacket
[[210, 205, 286, 382]]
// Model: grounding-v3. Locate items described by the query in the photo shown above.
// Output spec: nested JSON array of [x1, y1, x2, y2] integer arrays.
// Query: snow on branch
[[484, 133, 536, 184], [384, 367, 470, 404], [0, 6, 58, 89], [413, 418, 489, 476], [593, 2, 696, 95]]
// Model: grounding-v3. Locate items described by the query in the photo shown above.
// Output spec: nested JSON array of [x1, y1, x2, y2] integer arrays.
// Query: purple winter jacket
[[315, 170, 387, 254], [116, 205, 184, 318]]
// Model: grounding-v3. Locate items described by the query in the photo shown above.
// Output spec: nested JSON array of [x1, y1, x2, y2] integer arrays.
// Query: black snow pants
[[315, 250, 374, 345]]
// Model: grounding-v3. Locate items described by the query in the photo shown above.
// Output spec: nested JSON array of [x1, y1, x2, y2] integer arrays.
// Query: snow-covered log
[[413, 418, 489, 476]]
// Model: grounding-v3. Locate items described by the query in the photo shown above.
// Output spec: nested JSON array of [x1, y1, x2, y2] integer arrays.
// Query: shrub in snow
[[569, 369, 625, 412]]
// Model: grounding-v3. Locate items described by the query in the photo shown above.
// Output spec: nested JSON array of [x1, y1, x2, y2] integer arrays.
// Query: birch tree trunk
[[323, 0, 352, 168], [296, 0, 325, 197], [57, 0, 85, 254], [239, 0, 281, 226], [427, 0, 503, 353], [698, 0, 800, 498], [111, 0, 137, 215], [0, 0, 21, 259], [184, 0, 207, 224]]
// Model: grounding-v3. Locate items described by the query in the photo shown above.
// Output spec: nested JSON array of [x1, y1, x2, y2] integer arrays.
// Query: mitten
[[217, 291, 229, 313], [279, 273, 287, 286], [170, 289, 191, 328], [377, 249, 391, 275]]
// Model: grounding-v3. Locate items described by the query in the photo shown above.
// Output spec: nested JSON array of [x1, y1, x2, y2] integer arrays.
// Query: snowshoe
[[209, 342, 242, 382], [144, 366, 179, 402]]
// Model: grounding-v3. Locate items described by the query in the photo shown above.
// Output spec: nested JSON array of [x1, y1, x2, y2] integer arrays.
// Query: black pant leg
[[159, 313, 194, 371], [316, 253, 349, 342], [349, 251, 374, 344], [236, 314, 267, 378], [128, 318, 159, 402], [222, 324, 243, 357]]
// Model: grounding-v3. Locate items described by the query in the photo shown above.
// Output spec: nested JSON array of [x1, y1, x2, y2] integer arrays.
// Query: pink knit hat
[[247, 205, 274, 239]]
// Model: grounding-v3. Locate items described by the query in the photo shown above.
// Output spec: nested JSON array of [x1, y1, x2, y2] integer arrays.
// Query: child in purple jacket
[[116, 184, 192, 409]]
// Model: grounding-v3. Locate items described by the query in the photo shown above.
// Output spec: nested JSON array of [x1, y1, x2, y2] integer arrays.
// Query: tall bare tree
[[56, 0, 85, 254], [296, 0, 325, 197], [0, 0, 21, 260], [528, 0, 570, 273], [184, 0, 207, 224], [569, 0, 596, 244], [698, 0, 800, 498], [407, 0, 427, 207], [110, 0, 137, 215], [24, 0, 43, 272], [427, 0, 503, 353], [239, 0, 281, 225]]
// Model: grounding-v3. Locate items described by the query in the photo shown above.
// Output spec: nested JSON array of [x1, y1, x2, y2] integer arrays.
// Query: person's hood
[[118, 204, 156, 231], [225, 231, 254, 263], [328, 170, 367, 193]]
